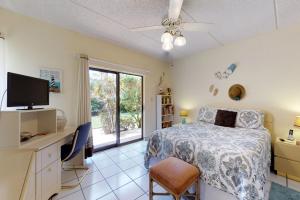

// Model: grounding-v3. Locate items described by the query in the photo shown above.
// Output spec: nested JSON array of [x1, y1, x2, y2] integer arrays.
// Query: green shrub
[[91, 97, 105, 116]]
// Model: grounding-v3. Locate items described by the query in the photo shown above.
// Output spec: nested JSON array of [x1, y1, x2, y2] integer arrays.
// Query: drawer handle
[[48, 167, 52, 172]]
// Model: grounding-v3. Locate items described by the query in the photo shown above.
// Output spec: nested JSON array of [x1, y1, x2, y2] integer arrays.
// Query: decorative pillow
[[214, 110, 237, 128], [236, 110, 264, 129], [198, 106, 217, 124]]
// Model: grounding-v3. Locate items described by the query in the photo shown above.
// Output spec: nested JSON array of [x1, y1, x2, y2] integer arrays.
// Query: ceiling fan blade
[[182, 22, 213, 32], [130, 25, 164, 32], [168, 0, 183, 20]]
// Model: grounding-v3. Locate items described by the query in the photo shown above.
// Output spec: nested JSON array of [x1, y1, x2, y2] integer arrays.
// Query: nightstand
[[274, 137, 300, 184]]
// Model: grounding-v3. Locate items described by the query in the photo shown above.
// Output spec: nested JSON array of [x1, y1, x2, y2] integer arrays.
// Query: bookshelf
[[156, 95, 174, 129]]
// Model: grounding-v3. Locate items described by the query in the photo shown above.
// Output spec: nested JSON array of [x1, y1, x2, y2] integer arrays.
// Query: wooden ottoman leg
[[149, 176, 153, 200], [175, 195, 180, 200], [195, 177, 200, 200]]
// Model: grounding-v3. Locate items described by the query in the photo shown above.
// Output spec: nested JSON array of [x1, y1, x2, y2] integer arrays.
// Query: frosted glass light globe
[[162, 41, 173, 51], [174, 35, 186, 46], [161, 32, 173, 43]]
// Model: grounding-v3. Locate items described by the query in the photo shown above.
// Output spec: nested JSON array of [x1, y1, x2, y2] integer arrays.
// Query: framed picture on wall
[[40, 68, 63, 93]]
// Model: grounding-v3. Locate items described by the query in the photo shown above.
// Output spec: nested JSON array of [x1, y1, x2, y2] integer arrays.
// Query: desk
[[0, 150, 34, 200], [0, 126, 81, 200], [21, 127, 76, 150]]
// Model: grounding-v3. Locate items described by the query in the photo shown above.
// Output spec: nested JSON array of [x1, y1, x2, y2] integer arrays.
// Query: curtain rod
[[88, 57, 150, 74]]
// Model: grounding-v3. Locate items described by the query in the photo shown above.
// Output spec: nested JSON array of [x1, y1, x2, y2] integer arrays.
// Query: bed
[[144, 107, 272, 200]]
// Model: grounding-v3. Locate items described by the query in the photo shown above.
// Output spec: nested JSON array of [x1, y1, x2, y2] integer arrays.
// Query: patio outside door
[[89, 68, 143, 150]]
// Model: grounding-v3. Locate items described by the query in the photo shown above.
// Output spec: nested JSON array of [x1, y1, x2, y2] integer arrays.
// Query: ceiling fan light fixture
[[161, 31, 173, 43], [174, 34, 186, 46], [162, 40, 173, 51]]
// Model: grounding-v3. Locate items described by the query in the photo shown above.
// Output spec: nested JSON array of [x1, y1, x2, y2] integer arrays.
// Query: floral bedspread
[[145, 122, 271, 200]]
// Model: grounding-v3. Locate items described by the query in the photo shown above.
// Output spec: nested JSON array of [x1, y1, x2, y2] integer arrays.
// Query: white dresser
[[0, 109, 80, 200]]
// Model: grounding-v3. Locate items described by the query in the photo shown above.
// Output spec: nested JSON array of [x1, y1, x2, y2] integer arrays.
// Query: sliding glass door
[[89, 68, 143, 150], [120, 73, 143, 144], [89, 69, 118, 149]]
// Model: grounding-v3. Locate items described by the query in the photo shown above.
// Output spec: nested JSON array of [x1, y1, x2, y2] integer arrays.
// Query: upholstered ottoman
[[149, 157, 200, 200]]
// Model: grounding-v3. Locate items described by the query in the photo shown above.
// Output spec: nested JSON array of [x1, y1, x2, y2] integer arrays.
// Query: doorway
[[89, 68, 143, 150]]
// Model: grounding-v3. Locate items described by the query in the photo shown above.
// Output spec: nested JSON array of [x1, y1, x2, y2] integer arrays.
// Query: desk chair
[[61, 122, 91, 189]]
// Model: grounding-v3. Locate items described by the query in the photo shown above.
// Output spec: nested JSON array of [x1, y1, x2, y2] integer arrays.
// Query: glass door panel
[[89, 69, 117, 149], [119, 73, 143, 143]]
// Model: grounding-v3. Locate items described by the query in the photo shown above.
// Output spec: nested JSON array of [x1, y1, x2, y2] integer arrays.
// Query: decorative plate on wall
[[228, 84, 245, 101]]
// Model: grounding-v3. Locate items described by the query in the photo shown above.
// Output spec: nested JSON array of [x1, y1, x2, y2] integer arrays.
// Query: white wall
[[172, 24, 300, 142], [0, 37, 5, 105], [0, 7, 171, 136]]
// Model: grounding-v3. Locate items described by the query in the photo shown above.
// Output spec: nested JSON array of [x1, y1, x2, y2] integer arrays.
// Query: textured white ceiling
[[0, 0, 299, 61]]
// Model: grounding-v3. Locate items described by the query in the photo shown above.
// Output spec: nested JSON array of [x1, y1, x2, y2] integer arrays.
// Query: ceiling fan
[[130, 0, 213, 51]]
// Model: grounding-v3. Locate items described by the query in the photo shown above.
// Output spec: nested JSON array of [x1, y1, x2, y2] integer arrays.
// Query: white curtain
[[0, 37, 6, 109], [77, 54, 93, 157]]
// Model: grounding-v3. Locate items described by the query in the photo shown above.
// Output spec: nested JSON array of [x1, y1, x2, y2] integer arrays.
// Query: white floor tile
[[61, 170, 78, 183], [100, 164, 122, 178], [152, 185, 173, 200], [154, 184, 168, 193], [116, 159, 138, 170], [113, 182, 145, 200], [84, 157, 94, 165], [106, 172, 132, 190], [118, 146, 134, 153], [56, 178, 81, 199], [134, 174, 150, 192], [92, 152, 109, 160], [105, 149, 121, 157], [83, 180, 112, 200], [124, 150, 143, 158], [131, 155, 145, 165], [94, 158, 115, 169], [75, 164, 98, 178], [98, 192, 118, 200], [57, 190, 85, 200], [153, 195, 173, 200], [80, 171, 105, 188], [110, 154, 129, 163], [135, 194, 148, 200], [124, 165, 148, 180]]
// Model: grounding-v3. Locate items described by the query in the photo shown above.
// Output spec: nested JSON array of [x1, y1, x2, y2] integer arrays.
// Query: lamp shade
[[295, 116, 300, 127], [162, 41, 173, 51], [174, 35, 186, 46], [179, 110, 188, 117], [161, 32, 173, 43]]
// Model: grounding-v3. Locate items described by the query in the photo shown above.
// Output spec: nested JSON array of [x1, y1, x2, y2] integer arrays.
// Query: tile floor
[[55, 140, 300, 200]]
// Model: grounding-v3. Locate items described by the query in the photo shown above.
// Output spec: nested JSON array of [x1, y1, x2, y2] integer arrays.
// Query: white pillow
[[198, 106, 217, 124], [235, 110, 264, 129]]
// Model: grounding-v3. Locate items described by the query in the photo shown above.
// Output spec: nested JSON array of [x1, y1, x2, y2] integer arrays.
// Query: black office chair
[[61, 122, 91, 189]]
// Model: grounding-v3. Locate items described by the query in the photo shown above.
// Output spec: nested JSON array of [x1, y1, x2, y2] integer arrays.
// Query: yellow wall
[[172, 24, 300, 141], [0, 8, 171, 136]]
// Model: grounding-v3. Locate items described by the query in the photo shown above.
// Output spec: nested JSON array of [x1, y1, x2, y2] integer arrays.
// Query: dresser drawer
[[275, 157, 300, 178], [275, 142, 300, 162], [35, 151, 42, 172], [41, 143, 59, 169], [41, 160, 60, 200]]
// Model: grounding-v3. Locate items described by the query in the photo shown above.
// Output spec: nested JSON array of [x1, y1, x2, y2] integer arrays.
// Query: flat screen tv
[[7, 72, 49, 110]]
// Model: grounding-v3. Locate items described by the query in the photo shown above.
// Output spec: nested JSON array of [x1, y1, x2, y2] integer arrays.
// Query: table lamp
[[179, 110, 188, 124], [294, 116, 300, 127]]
